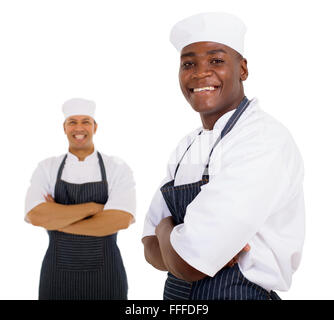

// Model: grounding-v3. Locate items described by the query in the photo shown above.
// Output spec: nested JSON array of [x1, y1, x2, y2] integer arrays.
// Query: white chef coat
[[25, 149, 136, 222], [142, 98, 305, 292]]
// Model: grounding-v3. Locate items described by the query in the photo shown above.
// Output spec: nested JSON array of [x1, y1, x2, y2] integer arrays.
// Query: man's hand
[[44, 194, 55, 203], [226, 243, 251, 267], [156, 216, 251, 269], [27, 195, 106, 230], [43, 194, 104, 214]]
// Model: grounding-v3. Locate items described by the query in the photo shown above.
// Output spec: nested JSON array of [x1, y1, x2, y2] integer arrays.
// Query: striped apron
[[38, 152, 128, 300], [161, 97, 280, 300]]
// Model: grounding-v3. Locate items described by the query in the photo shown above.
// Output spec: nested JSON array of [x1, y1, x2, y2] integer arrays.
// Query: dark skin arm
[[142, 236, 168, 271], [155, 216, 250, 282], [155, 216, 207, 281]]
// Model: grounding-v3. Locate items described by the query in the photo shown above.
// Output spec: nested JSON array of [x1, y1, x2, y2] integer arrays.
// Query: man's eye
[[182, 61, 194, 69], [211, 59, 224, 64]]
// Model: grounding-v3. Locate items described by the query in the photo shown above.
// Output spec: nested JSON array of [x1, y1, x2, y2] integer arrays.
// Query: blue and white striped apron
[[160, 97, 280, 300], [39, 152, 128, 300]]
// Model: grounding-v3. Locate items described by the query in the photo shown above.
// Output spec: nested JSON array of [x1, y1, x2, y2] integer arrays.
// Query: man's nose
[[191, 64, 213, 79], [73, 123, 85, 131]]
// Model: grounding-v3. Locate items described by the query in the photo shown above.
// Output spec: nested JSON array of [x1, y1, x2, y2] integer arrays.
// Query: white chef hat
[[62, 98, 96, 120], [170, 12, 247, 55]]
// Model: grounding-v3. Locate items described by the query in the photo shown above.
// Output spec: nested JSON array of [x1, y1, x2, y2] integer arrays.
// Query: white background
[[0, 0, 333, 300]]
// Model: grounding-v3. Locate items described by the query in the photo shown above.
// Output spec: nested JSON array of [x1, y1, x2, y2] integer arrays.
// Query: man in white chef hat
[[25, 98, 136, 300], [142, 12, 305, 300]]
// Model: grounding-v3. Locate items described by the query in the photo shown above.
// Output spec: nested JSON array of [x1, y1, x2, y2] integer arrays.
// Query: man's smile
[[72, 134, 87, 141], [188, 85, 221, 96], [191, 86, 219, 92]]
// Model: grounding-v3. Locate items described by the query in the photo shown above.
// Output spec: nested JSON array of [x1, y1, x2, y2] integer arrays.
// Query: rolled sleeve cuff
[[142, 223, 157, 239], [170, 224, 219, 277], [104, 206, 136, 224], [24, 199, 45, 223]]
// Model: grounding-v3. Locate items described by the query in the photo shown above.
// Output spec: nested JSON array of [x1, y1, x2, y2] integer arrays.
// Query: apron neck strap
[[202, 96, 250, 176], [56, 154, 67, 181], [97, 152, 107, 182], [173, 96, 250, 180]]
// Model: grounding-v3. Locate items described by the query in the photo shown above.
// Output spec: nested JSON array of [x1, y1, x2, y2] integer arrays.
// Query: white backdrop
[[0, 0, 333, 300]]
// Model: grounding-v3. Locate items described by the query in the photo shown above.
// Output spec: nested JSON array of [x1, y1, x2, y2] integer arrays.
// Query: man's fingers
[[226, 257, 237, 267], [242, 244, 251, 252], [225, 244, 251, 268], [226, 260, 233, 267], [44, 194, 55, 202]]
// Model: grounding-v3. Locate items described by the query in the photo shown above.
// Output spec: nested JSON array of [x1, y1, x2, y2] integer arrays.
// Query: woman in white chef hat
[[25, 98, 136, 300], [142, 12, 305, 300]]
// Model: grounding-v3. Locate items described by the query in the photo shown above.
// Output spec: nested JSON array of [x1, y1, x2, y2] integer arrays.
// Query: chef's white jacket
[[142, 98, 305, 292], [25, 149, 136, 221]]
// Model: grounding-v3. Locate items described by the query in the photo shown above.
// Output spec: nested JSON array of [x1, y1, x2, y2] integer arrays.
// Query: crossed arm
[[142, 216, 250, 282], [26, 194, 133, 237]]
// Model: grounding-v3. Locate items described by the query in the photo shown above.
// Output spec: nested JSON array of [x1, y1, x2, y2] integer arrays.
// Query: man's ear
[[94, 122, 98, 134], [240, 58, 248, 81], [63, 122, 66, 134]]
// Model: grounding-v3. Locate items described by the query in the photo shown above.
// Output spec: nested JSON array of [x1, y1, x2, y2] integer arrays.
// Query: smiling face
[[179, 41, 248, 129], [63, 115, 97, 152]]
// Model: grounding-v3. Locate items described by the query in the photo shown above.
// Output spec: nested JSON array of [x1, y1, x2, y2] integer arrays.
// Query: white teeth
[[74, 135, 85, 140], [193, 86, 216, 92]]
